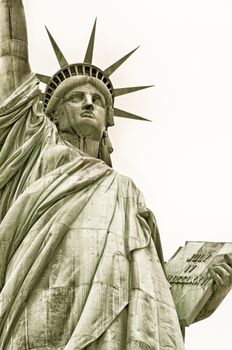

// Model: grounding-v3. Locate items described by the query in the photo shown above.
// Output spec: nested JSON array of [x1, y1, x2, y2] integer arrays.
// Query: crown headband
[[37, 20, 153, 123]]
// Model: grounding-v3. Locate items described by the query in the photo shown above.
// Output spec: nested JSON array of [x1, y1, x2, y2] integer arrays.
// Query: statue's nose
[[82, 94, 94, 111]]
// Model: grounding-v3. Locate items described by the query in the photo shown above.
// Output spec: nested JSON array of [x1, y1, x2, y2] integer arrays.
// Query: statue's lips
[[80, 112, 95, 119]]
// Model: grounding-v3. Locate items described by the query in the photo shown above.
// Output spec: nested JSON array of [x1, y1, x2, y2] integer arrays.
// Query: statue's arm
[[0, 0, 31, 104]]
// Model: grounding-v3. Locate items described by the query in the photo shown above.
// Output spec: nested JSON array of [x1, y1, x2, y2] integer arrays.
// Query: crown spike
[[104, 47, 139, 77], [114, 108, 151, 122], [45, 26, 68, 67], [36, 73, 51, 84], [113, 85, 154, 97], [84, 18, 97, 64]]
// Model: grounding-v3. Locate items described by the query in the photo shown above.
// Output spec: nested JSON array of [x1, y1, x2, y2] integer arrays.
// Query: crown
[[37, 20, 153, 124]]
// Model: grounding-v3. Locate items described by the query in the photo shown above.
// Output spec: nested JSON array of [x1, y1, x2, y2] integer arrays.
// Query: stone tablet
[[166, 241, 232, 326]]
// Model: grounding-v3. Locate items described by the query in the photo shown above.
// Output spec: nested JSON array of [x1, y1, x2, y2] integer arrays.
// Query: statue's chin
[[72, 120, 103, 141]]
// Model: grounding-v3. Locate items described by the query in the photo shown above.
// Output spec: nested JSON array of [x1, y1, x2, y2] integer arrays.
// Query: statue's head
[[52, 80, 109, 142], [44, 64, 115, 129], [38, 22, 152, 166], [43, 67, 115, 165]]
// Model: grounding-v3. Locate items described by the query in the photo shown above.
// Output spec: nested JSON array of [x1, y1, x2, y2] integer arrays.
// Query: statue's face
[[55, 83, 107, 141]]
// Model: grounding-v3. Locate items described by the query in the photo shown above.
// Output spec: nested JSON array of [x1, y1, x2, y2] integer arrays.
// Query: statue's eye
[[93, 94, 105, 107], [66, 93, 83, 103]]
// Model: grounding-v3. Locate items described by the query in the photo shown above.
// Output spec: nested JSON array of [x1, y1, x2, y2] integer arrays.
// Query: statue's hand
[[209, 254, 232, 289], [193, 254, 232, 323]]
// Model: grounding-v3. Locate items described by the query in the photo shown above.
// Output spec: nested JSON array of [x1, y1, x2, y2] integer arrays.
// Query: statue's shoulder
[[113, 171, 144, 201]]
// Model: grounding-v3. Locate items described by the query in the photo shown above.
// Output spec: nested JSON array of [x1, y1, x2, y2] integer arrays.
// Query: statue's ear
[[106, 106, 114, 127]]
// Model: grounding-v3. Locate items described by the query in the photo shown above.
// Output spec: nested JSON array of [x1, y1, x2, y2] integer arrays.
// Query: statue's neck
[[58, 131, 100, 158]]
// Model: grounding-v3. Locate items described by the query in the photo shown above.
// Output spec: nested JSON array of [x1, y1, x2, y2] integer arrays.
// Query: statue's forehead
[[66, 83, 105, 97]]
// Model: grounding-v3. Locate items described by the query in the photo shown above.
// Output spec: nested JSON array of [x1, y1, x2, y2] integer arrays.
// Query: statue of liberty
[[0, 1, 231, 349]]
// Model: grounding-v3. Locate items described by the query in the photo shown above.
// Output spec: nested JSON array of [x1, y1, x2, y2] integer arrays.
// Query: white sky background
[[23, 0, 232, 348]]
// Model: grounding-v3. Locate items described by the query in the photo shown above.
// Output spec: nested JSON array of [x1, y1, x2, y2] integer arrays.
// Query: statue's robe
[[0, 74, 184, 349]]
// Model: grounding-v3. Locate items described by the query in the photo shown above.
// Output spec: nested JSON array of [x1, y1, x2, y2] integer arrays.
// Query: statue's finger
[[211, 265, 230, 278], [209, 269, 224, 286], [212, 263, 232, 275], [217, 263, 232, 274]]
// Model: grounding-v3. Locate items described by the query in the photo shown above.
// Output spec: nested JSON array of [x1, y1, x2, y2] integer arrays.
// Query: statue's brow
[[93, 93, 104, 100]]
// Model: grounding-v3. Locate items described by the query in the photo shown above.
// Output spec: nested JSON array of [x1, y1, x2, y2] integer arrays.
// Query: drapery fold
[[0, 74, 184, 349]]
